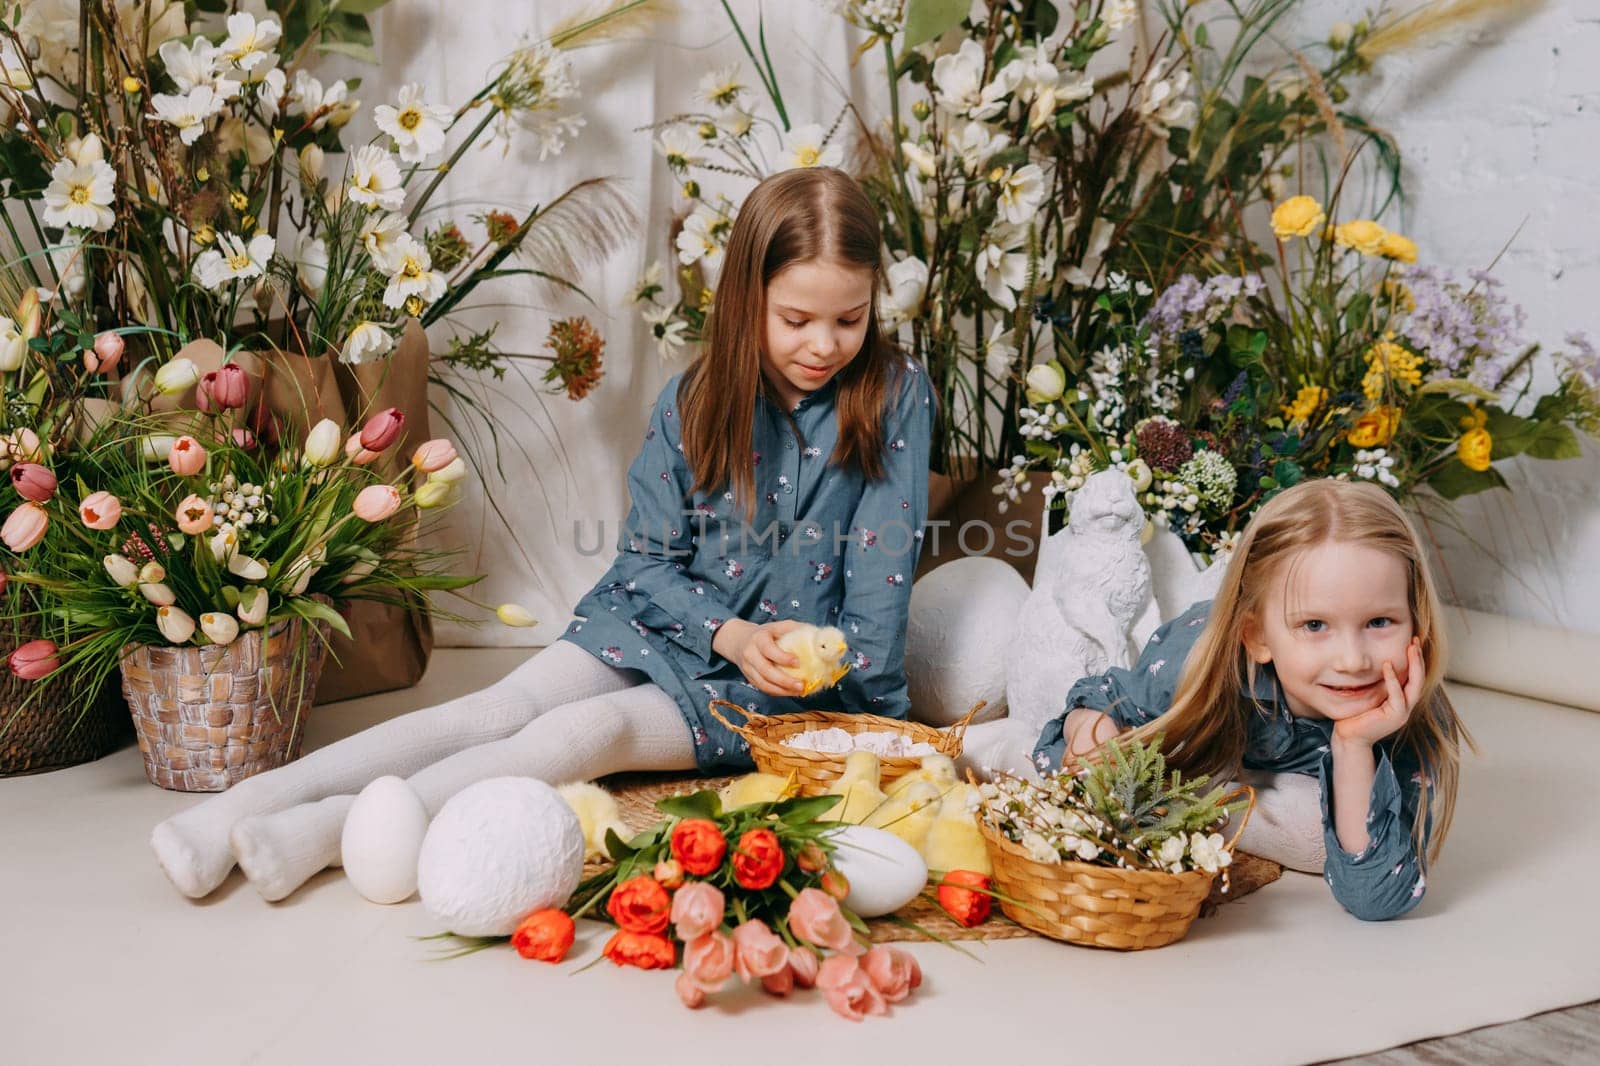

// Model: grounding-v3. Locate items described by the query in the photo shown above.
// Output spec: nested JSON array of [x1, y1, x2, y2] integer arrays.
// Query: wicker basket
[[0, 670, 130, 776], [704, 698, 983, 796], [976, 785, 1255, 951], [120, 615, 330, 792]]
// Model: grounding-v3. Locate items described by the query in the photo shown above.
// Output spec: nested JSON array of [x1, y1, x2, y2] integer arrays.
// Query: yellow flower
[[1459, 405, 1488, 431], [1271, 195, 1325, 240], [1378, 231, 1417, 263], [1282, 384, 1328, 424], [229, 191, 249, 211], [1347, 405, 1401, 448], [1333, 219, 1389, 257], [1457, 426, 1492, 471], [1362, 338, 1424, 402]]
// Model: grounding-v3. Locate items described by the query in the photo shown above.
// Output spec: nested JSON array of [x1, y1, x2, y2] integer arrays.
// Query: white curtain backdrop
[[340, 0, 1600, 646]]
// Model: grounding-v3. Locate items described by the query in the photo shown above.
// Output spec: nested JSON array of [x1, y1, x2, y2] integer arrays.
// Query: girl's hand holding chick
[[714, 618, 807, 697]]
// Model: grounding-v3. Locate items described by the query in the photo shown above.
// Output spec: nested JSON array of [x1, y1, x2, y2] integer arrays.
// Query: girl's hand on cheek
[[1334, 637, 1424, 747]]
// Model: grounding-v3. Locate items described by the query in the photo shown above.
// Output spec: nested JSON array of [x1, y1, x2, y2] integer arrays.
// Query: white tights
[[959, 719, 1328, 874], [151, 641, 696, 900]]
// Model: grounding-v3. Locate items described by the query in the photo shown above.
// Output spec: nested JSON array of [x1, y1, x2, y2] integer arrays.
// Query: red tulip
[[197, 363, 249, 411], [10, 462, 57, 502], [359, 407, 405, 452], [10, 639, 59, 680]]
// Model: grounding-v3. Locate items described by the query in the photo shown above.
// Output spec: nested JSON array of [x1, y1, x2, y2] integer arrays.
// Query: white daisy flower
[[373, 83, 452, 164], [380, 234, 446, 309], [359, 212, 409, 270], [157, 38, 238, 98], [288, 70, 356, 132], [716, 105, 754, 139], [340, 322, 395, 365], [642, 303, 688, 359], [674, 200, 733, 273], [146, 85, 224, 146], [780, 123, 844, 170], [950, 120, 1011, 174], [984, 322, 1018, 379], [346, 145, 405, 212], [1137, 57, 1197, 132], [653, 127, 704, 171], [42, 151, 117, 232], [220, 12, 281, 74], [191, 232, 275, 290], [932, 39, 1010, 120], [628, 261, 664, 305], [696, 64, 744, 108]]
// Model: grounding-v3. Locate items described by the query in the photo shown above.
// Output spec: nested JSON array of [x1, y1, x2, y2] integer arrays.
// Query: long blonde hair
[[678, 167, 904, 522], [1121, 479, 1474, 865]]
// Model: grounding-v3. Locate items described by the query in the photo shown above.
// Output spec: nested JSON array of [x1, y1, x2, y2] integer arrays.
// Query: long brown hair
[[1118, 479, 1474, 865], [678, 167, 904, 520]]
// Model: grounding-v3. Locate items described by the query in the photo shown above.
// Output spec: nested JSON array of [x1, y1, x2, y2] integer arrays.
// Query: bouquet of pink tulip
[[0, 398, 481, 703]]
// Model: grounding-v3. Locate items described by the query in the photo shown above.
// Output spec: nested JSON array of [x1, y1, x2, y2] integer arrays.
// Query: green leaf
[[290, 597, 353, 639], [1428, 461, 1507, 501], [1483, 410, 1538, 459], [604, 827, 635, 862], [329, 0, 392, 12], [654, 790, 722, 820], [1272, 459, 1302, 487], [902, 0, 969, 48], [1524, 422, 1582, 461]]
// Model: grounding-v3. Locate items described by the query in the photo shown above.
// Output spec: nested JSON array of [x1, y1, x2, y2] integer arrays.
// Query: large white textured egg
[[341, 775, 432, 904], [905, 557, 1028, 726], [826, 824, 929, 918], [416, 777, 585, 936]]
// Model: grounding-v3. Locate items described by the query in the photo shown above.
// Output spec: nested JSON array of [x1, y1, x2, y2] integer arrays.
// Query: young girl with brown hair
[[151, 166, 936, 901], [1031, 478, 1473, 920]]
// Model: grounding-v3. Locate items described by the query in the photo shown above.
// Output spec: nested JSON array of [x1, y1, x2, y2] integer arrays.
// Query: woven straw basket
[[1, 669, 129, 776], [705, 698, 984, 796], [120, 615, 330, 792], [976, 785, 1255, 950]]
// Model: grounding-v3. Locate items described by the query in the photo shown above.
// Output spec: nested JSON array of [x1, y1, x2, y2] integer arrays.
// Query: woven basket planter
[[975, 786, 1254, 951], [704, 698, 983, 796], [0, 669, 130, 777], [120, 615, 330, 792]]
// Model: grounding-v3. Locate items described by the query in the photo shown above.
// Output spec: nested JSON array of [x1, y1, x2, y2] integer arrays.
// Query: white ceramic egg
[[826, 824, 929, 918], [341, 775, 431, 905], [416, 777, 585, 936]]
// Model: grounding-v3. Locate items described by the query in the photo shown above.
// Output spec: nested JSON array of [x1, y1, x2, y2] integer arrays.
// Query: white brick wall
[[1286, 0, 1600, 632]]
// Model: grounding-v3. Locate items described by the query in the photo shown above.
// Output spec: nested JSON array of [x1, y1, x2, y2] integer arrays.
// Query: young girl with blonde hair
[[1031, 478, 1473, 920], [151, 166, 936, 901]]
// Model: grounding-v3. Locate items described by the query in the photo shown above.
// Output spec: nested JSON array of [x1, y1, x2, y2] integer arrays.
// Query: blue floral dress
[[560, 360, 935, 771], [1032, 600, 1435, 922]]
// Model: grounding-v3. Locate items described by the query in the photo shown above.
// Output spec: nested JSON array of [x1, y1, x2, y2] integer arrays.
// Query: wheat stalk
[[548, 0, 677, 50], [1358, 0, 1536, 59], [518, 177, 640, 286]]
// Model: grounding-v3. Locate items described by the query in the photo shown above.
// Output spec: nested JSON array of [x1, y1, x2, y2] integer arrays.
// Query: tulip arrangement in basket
[[487, 790, 925, 1021], [0, 388, 479, 785]]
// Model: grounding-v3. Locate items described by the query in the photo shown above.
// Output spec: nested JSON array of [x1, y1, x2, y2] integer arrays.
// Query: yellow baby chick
[[776, 623, 852, 697], [821, 750, 886, 825], [919, 782, 992, 876], [884, 753, 960, 801], [557, 782, 630, 862], [865, 780, 943, 852], [718, 771, 797, 811]]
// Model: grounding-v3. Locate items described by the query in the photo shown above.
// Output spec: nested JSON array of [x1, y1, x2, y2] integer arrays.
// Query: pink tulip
[[175, 494, 214, 535], [788, 946, 821, 989], [78, 491, 121, 530], [859, 945, 922, 1003], [731, 919, 789, 982], [359, 407, 405, 452], [669, 881, 725, 942], [353, 484, 401, 522], [410, 439, 457, 474], [92, 331, 125, 372], [2, 502, 48, 550], [680, 931, 735, 993], [9, 639, 59, 680], [230, 427, 256, 449], [674, 971, 707, 1009], [197, 363, 249, 411], [816, 953, 888, 1022], [10, 462, 57, 502], [788, 887, 856, 952], [167, 436, 207, 476], [344, 435, 380, 466]]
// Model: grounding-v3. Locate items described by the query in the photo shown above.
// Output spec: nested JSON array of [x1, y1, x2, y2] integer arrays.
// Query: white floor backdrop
[[333, 0, 1600, 647]]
